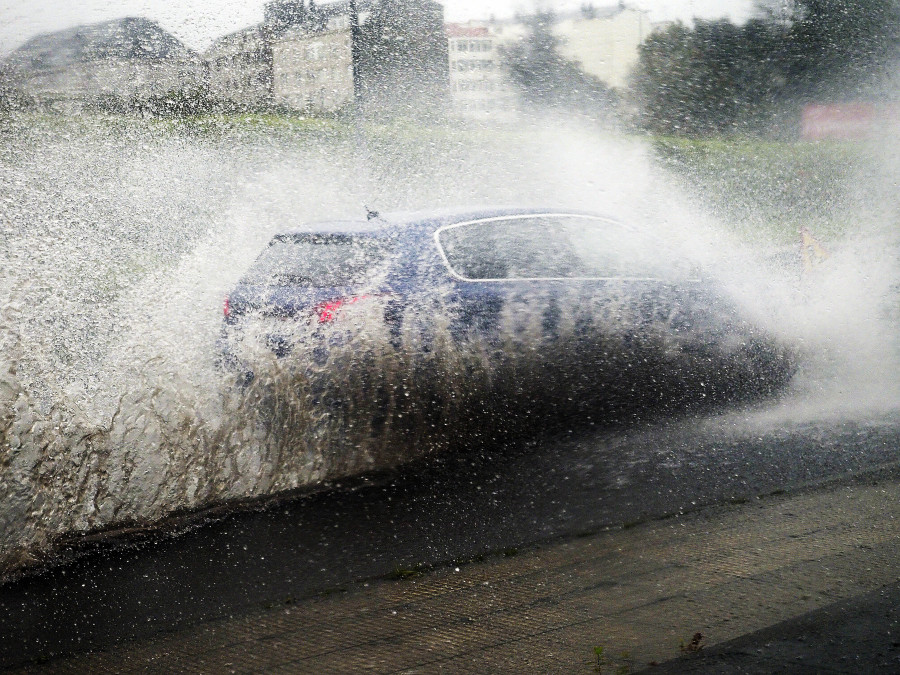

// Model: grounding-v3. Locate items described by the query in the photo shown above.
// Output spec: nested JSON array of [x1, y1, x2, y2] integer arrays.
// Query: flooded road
[[4, 116, 723, 575], [1, 406, 899, 668], [1, 115, 897, 668]]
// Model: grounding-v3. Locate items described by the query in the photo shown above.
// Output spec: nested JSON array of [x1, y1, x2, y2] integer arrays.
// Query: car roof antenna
[[365, 206, 380, 221]]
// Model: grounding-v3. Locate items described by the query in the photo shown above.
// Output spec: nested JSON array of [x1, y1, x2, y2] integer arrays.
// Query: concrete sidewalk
[[13, 475, 900, 674]]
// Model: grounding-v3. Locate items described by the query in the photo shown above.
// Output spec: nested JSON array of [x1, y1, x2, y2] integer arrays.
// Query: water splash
[[0, 112, 894, 577]]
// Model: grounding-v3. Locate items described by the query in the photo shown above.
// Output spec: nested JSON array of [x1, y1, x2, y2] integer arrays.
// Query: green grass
[[153, 112, 350, 136], [647, 134, 876, 244], [0, 110, 355, 145]]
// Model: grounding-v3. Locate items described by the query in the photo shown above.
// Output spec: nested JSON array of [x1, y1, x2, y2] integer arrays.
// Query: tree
[[631, 0, 900, 137], [128, 86, 221, 118], [355, 0, 449, 114], [632, 20, 779, 136], [773, 0, 900, 100], [502, 11, 615, 113]]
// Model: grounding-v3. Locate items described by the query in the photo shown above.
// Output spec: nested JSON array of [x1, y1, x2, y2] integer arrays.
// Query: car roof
[[278, 207, 622, 238], [278, 219, 378, 236]]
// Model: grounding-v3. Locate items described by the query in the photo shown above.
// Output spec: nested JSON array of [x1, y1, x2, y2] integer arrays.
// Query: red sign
[[801, 103, 899, 140]]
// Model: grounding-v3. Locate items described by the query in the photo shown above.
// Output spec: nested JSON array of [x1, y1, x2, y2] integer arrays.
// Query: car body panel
[[218, 208, 794, 410]]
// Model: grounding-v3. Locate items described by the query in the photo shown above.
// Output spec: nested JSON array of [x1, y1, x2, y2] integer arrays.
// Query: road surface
[[1, 401, 899, 669]]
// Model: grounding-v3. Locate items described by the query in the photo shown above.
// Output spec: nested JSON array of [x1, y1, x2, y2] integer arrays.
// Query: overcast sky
[[0, 0, 756, 55]]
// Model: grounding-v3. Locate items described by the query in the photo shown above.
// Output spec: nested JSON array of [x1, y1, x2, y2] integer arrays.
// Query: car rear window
[[436, 215, 660, 280], [244, 233, 392, 286]]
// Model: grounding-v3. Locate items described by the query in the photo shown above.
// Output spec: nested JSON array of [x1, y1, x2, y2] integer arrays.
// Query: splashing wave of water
[[0, 114, 895, 577]]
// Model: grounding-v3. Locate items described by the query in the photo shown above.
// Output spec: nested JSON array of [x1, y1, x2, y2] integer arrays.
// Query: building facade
[[3, 18, 204, 108], [270, 0, 448, 115], [446, 23, 518, 120], [443, 6, 655, 120], [553, 6, 652, 90], [205, 0, 372, 112], [205, 26, 274, 109], [273, 26, 354, 112]]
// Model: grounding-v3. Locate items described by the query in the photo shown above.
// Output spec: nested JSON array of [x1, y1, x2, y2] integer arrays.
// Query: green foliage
[[632, 19, 789, 137], [132, 87, 224, 118], [502, 11, 615, 113], [777, 0, 900, 100], [633, 0, 900, 137], [651, 134, 864, 242]]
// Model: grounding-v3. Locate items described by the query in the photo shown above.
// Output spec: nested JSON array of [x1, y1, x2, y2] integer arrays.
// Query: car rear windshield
[[437, 215, 662, 280], [243, 233, 392, 286]]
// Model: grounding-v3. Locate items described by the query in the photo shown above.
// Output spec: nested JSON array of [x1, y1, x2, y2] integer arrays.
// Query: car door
[[435, 214, 592, 350], [434, 213, 678, 367]]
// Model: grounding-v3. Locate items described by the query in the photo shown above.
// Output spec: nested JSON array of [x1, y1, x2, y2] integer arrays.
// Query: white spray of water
[[0, 112, 896, 575]]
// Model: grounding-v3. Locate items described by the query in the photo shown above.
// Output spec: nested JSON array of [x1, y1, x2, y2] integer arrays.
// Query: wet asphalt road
[[2, 401, 900, 669]]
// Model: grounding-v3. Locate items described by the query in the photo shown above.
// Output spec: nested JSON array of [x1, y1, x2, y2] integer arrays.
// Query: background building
[[446, 6, 655, 120], [205, 25, 274, 109], [209, 0, 445, 115], [553, 5, 652, 90], [274, 24, 354, 112], [3, 17, 204, 110], [270, 0, 374, 112], [446, 23, 518, 120]]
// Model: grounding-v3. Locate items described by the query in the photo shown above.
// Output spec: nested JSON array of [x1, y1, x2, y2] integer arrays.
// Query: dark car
[[219, 208, 795, 427]]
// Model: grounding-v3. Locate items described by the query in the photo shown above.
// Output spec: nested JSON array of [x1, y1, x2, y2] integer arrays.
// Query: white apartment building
[[445, 5, 653, 120], [270, 1, 376, 113], [205, 0, 374, 113], [446, 23, 518, 120], [553, 6, 652, 90]]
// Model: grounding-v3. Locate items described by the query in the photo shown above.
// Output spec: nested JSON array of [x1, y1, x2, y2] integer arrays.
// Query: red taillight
[[315, 295, 368, 323], [223, 295, 230, 318]]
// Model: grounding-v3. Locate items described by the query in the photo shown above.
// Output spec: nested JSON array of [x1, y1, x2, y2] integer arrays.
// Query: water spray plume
[[0, 109, 895, 579]]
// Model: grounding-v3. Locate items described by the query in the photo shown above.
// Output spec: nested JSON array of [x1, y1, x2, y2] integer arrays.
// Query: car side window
[[437, 216, 638, 280], [438, 222, 510, 279]]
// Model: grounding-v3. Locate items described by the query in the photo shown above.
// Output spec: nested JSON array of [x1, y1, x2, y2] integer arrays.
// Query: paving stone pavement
[[12, 477, 900, 674]]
